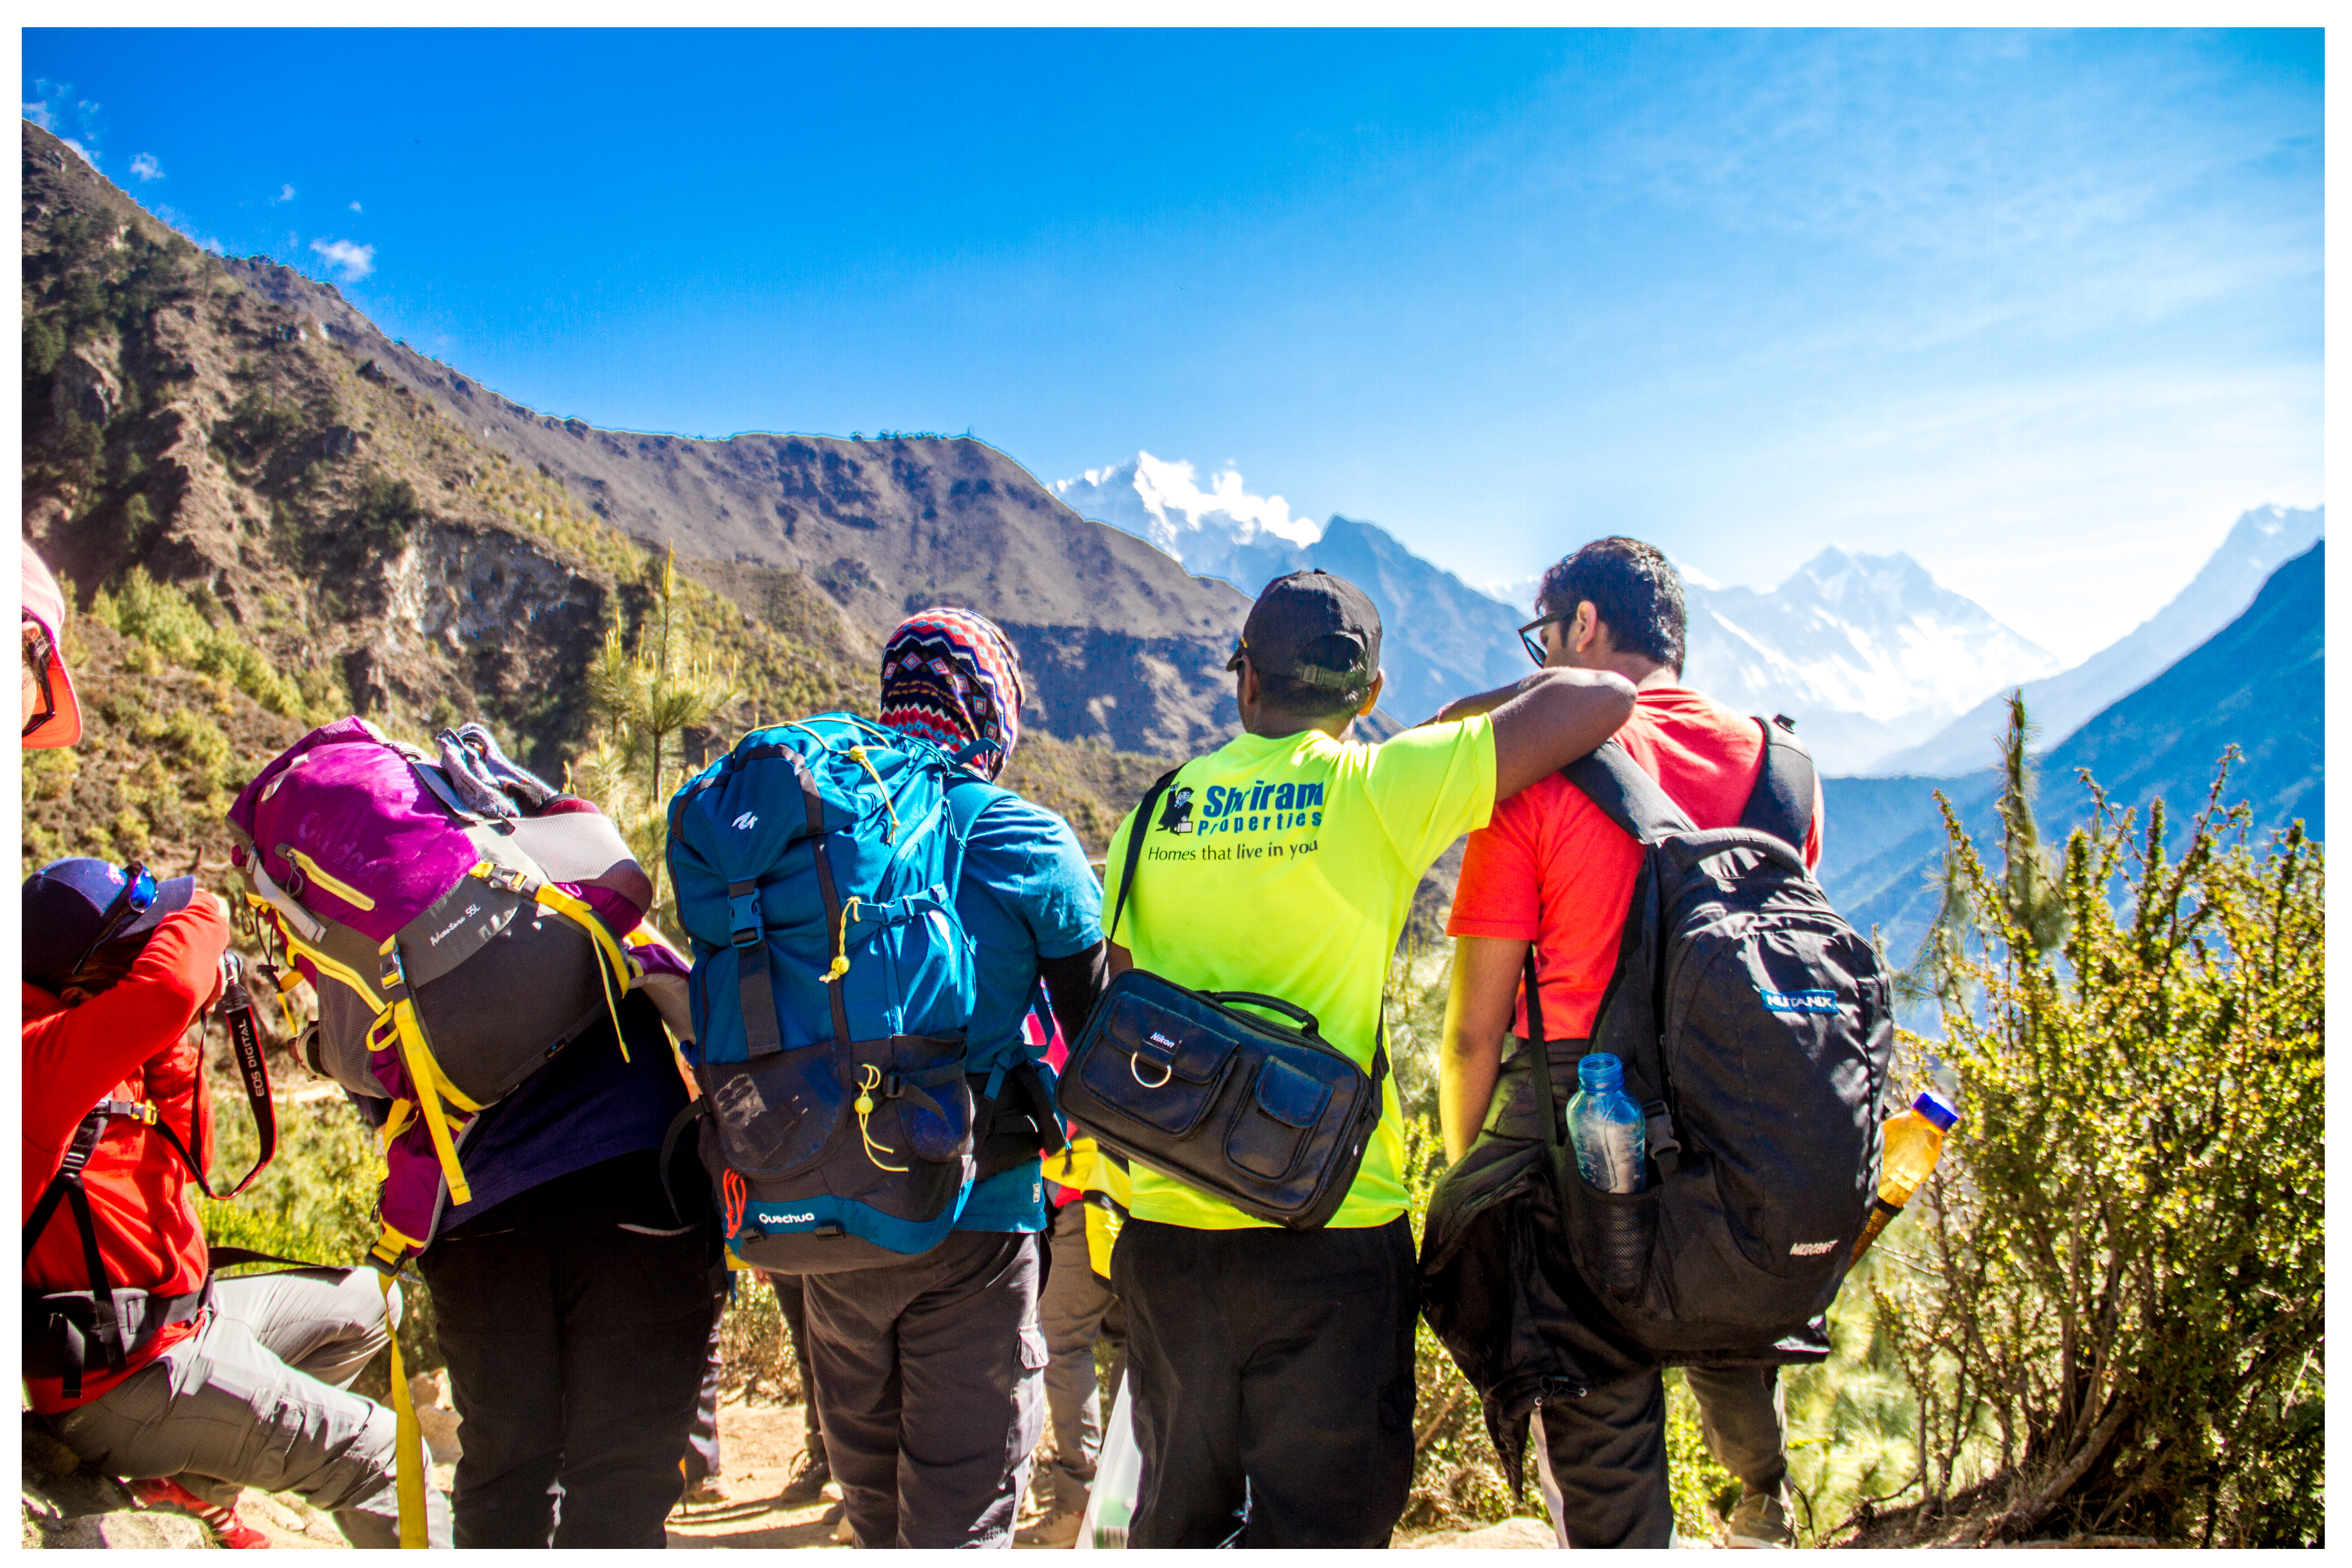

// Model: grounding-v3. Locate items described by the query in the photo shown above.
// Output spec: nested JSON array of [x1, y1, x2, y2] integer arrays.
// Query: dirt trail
[[41, 1394, 1548, 1549]]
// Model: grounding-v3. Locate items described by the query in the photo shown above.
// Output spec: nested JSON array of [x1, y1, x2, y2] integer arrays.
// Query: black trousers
[[1532, 1363, 1788, 1548], [419, 1154, 716, 1548], [1113, 1216, 1418, 1549]]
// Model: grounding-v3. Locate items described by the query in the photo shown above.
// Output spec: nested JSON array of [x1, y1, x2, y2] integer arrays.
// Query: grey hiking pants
[[802, 1228, 1046, 1548], [49, 1267, 451, 1548], [1039, 1199, 1127, 1514], [1531, 1363, 1787, 1548]]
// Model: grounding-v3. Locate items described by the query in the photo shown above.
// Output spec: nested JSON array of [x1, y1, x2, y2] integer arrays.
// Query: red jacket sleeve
[[21, 898, 230, 1216]]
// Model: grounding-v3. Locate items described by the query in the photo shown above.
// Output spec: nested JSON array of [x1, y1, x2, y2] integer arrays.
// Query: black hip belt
[[22, 1282, 208, 1394]]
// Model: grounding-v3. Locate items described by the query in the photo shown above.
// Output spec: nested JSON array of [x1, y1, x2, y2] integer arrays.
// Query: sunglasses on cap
[[64, 861, 159, 985]]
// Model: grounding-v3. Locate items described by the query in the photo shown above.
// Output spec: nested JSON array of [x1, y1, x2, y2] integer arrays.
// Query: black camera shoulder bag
[[1057, 768, 1387, 1230]]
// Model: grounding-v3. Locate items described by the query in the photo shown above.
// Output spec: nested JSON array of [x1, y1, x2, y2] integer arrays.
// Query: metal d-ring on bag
[[1057, 768, 1389, 1231]]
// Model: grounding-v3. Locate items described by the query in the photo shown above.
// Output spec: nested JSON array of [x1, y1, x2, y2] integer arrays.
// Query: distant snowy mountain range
[[1055, 454, 2320, 776]]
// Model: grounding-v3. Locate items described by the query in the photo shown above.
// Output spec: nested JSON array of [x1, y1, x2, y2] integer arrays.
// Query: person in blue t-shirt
[[798, 608, 1106, 1549]]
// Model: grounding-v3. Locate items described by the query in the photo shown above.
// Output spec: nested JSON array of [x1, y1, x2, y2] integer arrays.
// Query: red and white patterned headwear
[[878, 608, 1025, 780]]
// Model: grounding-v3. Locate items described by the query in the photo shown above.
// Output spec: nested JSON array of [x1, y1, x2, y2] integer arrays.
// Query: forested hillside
[[19, 120, 1172, 880]]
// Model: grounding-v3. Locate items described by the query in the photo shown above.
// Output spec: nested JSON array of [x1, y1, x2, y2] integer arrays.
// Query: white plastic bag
[[1076, 1379, 1142, 1549]]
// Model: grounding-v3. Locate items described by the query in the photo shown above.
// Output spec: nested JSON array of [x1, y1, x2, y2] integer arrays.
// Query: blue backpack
[[665, 714, 984, 1272]]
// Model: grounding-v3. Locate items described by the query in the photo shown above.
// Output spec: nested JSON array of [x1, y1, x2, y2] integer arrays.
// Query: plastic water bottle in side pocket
[[1566, 1052, 1646, 1193], [1077, 1378, 1142, 1549]]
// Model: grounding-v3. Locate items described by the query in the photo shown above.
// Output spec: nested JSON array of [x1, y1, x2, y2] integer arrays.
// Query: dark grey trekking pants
[[1532, 1363, 1788, 1548], [1039, 1199, 1127, 1514], [801, 1229, 1045, 1548]]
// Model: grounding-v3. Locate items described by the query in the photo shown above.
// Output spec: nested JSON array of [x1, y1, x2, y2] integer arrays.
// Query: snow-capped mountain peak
[[1682, 547, 2064, 769], [1055, 452, 1322, 568]]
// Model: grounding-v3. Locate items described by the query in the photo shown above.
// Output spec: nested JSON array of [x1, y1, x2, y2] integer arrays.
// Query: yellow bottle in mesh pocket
[[1850, 1090, 1960, 1263]]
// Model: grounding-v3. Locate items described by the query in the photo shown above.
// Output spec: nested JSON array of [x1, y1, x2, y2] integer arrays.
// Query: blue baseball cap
[[23, 858, 195, 986]]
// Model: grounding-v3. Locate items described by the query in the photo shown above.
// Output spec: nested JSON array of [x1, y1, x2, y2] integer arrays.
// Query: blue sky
[[22, 28, 2323, 661]]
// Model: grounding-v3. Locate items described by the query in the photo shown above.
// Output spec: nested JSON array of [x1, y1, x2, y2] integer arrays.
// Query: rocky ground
[[25, 1394, 1560, 1550]]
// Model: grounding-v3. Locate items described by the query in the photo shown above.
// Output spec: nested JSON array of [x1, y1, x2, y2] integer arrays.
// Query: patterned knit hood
[[878, 608, 1025, 781]]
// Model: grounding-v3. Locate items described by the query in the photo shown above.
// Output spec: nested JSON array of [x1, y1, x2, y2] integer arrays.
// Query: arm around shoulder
[[1485, 668, 1636, 803]]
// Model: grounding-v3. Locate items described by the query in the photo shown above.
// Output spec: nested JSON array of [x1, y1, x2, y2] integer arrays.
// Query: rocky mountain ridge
[[208, 261, 1253, 758], [16, 119, 1174, 881]]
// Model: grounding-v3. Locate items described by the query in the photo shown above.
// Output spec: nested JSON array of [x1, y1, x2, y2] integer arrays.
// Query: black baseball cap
[[24, 858, 195, 986], [1226, 569, 1381, 701]]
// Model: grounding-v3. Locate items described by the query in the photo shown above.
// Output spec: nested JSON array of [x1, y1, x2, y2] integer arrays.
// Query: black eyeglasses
[[1518, 609, 1574, 666], [65, 862, 158, 983], [22, 618, 57, 739]]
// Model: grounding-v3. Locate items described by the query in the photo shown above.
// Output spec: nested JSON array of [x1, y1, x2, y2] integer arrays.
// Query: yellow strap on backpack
[[529, 877, 634, 1062], [379, 1267, 429, 1548], [1084, 1195, 1124, 1281], [384, 990, 475, 1206]]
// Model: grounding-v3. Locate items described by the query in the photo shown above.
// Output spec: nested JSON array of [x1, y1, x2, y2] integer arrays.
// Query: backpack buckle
[[379, 948, 406, 989], [480, 864, 529, 894], [727, 891, 763, 948], [881, 1072, 903, 1100], [1642, 1100, 1681, 1176]]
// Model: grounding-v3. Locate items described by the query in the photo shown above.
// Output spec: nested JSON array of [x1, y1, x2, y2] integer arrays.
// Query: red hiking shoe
[[132, 1476, 272, 1549]]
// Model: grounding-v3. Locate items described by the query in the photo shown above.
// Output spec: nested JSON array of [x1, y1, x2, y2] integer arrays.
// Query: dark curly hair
[[1537, 537, 1686, 675]]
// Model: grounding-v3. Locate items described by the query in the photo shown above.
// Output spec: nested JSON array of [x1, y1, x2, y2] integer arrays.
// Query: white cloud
[[309, 237, 376, 281], [348, 201, 362, 213], [129, 152, 161, 181], [273, 183, 296, 203], [62, 139, 97, 169], [21, 99, 52, 130]]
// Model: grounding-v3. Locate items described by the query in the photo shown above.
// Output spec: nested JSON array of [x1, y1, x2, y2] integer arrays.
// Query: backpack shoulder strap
[[1740, 715, 1816, 853], [1558, 740, 1697, 845], [1106, 767, 1183, 950]]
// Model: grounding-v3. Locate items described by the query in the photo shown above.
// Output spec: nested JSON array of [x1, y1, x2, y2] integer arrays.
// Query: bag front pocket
[[1225, 1056, 1333, 1181], [702, 1044, 844, 1178], [1077, 986, 1240, 1141]]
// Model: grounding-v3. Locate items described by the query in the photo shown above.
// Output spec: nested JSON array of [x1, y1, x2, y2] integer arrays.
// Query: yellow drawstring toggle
[[854, 1063, 907, 1172], [823, 897, 860, 983], [844, 747, 902, 842]]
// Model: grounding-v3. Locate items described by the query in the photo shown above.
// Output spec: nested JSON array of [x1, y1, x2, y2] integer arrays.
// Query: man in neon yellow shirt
[[1102, 569, 1634, 1547]]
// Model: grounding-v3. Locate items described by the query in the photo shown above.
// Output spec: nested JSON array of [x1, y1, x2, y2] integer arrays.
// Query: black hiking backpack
[[1539, 717, 1895, 1355]]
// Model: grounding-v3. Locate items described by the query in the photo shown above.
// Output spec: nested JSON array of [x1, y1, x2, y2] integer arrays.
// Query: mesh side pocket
[[1570, 1175, 1659, 1303]]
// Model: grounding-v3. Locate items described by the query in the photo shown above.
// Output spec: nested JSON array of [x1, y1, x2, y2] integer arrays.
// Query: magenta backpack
[[226, 717, 693, 1266]]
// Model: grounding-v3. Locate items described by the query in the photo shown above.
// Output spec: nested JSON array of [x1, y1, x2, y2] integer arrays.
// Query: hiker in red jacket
[[23, 858, 450, 1548]]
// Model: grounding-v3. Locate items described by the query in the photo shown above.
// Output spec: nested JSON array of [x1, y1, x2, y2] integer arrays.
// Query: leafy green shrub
[[715, 1272, 807, 1405], [91, 568, 315, 720], [1863, 746, 2323, 1546]]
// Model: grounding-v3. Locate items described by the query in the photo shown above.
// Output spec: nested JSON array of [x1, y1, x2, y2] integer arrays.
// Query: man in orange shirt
[[1439, 538, 1821, 1549]]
